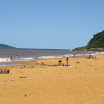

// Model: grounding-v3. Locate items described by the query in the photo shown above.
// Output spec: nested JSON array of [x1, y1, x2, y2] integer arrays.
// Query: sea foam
[[0, 51, 104, 66]]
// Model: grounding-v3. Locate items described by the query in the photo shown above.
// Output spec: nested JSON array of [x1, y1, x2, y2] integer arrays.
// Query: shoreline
[[0, 52, 104, 66], [0, 54, 103, 69], [0, 51, 104, 65]]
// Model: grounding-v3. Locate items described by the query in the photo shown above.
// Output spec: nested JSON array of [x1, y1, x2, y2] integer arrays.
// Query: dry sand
[[0, 54, 104, 104]]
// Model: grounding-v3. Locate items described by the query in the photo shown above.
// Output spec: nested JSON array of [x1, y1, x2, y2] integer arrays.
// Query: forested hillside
[[86, 30, 104, 49]]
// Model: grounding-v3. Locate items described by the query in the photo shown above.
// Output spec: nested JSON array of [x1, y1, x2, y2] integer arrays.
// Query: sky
[[0, 0, 104, 49]]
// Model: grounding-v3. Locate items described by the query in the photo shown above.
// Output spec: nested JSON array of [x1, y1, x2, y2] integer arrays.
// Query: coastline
[[0, 50, 104, 65], [0, 54, 104, 104], [0, 48, 104, 64]]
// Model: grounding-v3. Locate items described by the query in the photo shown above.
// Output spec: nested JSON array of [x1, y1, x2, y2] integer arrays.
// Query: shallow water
[[0, 62, 25, 66], [0, 48, 103, 64]]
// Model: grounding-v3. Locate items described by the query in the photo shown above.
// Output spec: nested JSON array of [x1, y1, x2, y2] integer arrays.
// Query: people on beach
[[88, 55, 97, 60], [66, 57, 69, 66], [10, 56, 13, 61], [16, 55, 18, 61], [93, 56, 97, 60], [73, 54, 75, 57], [0, 68, 10, 73], [56, 53, 57, 58], [88, 55, 93, 59], [6, 57, 8, 62], [58, 60, 65, 66], [58, 58, 71, 67]]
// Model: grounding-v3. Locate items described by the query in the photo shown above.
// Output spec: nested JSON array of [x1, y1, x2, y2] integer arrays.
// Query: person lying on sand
[[0, 68, 10, 73], [58, 60, 65, 66], [58, 60, 71, 67]]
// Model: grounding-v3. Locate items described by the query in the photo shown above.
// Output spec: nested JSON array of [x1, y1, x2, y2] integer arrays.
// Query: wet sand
[[0, 54, 104, 104]]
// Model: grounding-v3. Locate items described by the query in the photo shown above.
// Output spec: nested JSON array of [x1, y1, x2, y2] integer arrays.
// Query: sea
[[0, 48, 104, 66]]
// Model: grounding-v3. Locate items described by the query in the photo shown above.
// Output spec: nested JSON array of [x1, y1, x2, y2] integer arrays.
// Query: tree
[[86, 30, 104, 49]]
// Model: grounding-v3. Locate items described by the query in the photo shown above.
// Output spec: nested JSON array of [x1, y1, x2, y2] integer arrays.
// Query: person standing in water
[[16, 55, 18, 61], [10, 56, 13, 61], [56, 53, 57, 58], [6, 57, 8, 62]]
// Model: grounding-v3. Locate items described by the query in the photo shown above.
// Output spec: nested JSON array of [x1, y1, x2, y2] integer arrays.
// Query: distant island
[[73, 30, 104, 51], [0, 44, 15, 48]]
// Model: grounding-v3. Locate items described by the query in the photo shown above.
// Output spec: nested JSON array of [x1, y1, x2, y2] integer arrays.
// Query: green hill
[[0, 44, 15, 48], [86, 30, 104, 49]]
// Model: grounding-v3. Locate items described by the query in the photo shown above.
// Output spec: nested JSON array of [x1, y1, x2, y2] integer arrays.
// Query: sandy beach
[[0, 54, 104, 104]]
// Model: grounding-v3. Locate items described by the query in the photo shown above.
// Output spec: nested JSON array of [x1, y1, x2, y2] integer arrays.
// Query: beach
[[0, 54, 104, 104]]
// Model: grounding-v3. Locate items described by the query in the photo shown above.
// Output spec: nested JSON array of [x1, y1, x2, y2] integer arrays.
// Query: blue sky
[[0, 0, 104, 49]]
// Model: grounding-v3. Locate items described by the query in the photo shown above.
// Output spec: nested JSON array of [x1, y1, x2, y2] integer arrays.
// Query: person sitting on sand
[[0, 68, 10, 73], [88, 55, 93, 59], [93, 56, 97, 60]]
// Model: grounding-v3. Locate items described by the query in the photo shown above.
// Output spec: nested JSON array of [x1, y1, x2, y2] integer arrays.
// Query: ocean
[[0, 48, 103, 66]]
